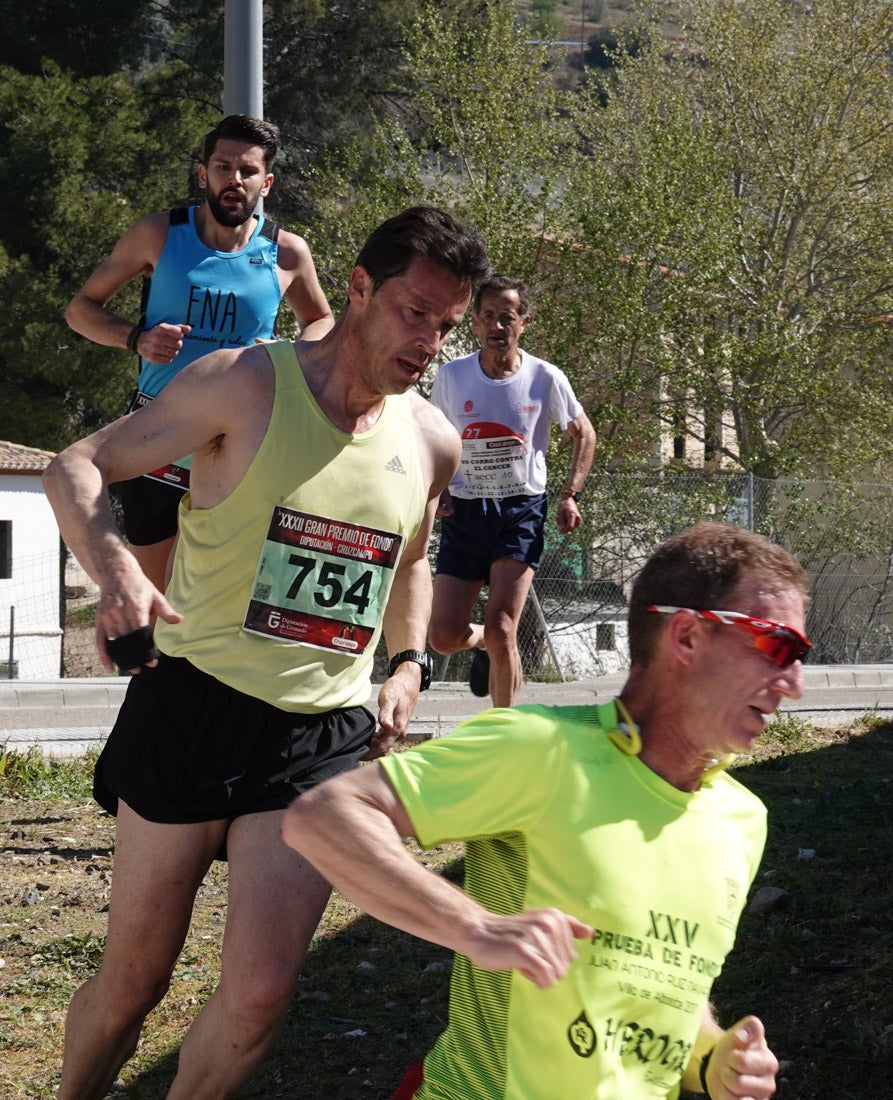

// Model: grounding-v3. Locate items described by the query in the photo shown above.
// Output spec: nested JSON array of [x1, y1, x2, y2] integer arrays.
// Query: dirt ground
[[1, 797, 120, 1096], [0, 792, 451, 1099]]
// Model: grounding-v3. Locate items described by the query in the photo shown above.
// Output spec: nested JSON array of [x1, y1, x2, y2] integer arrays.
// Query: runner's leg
[[483, 558, 535, 707], [57, 802, 225, 1100], [429, 573, 485, 655], [167, 809, 332, 1099]]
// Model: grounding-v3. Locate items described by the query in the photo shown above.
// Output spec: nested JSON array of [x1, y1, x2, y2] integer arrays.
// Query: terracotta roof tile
[[0, 440, 56, 473]]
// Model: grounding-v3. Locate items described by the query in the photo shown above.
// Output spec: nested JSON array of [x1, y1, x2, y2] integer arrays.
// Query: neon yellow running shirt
[[381, 702, 766, 1099]]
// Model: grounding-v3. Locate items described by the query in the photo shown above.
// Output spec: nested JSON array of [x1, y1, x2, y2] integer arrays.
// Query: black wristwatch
[[387, 649, 433, 690]]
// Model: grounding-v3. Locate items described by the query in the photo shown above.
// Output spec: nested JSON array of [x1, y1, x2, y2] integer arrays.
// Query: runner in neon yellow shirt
[[285, 521, 809, 1099]]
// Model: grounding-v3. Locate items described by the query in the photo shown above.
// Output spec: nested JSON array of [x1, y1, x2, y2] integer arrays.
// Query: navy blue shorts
[[93, 654, 375, 827], [113, 474, 186, 546], [435, 493, 547, 582]]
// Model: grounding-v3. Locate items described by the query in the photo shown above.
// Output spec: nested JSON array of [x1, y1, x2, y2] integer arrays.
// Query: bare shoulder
[[166, 344, 276, 461], [409, 391, 462, 482], [74, 212, 170, 296], [185, 340, 276, 393], [134, 209, 173, 234], [67, 343, 277, 492], [119, 210, 171, 256], [159, 343, 278, 506], [86, 211, 172, 285], [274, 228, 316, 272]]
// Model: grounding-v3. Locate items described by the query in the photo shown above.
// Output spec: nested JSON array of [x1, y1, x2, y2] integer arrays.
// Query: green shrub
[[0, 746, 97, 800]]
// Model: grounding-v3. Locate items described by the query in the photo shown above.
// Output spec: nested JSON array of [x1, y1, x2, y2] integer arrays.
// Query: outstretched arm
[[683, 1004, 778, 1098], [283, 763, 593, 988], [43, 348, 270, 670]]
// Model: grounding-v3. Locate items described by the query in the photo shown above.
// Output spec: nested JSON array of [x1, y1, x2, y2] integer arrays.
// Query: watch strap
[[387, 649, 432, 690]]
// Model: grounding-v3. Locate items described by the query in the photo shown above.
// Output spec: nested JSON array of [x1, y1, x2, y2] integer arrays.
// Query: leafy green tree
[[695, 0, 893, 480], [303, 0, 575, 353], [557, 0, 893, 479], [149, 0, 416, 206], [0, 60, 212, 449], [0, 0, 469, 449], [3, 0, 892, 487], [525, 0, 564, 42], [0, 0, 153, 77], [301, 0, 893, 489]]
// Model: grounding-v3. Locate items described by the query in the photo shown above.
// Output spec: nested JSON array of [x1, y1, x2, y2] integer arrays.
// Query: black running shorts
[[93, 654, 375, 824], [113, 475, 186, 546]]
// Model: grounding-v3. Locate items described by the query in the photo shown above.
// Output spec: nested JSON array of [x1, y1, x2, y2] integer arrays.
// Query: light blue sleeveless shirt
[[137, 205, 283, 397]]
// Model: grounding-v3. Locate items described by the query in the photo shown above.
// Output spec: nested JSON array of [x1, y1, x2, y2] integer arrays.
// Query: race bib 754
[[243, 506, 403, 655]]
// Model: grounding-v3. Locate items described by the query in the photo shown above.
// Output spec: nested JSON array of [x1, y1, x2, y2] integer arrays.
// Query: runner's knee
[[428, 620, 471, 654], [95, 962, 173, 1021], [219, 969, 296, 1034], [484, 610, 520, 650]]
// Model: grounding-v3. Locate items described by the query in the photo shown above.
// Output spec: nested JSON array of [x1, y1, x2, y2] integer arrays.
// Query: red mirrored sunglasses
[[647, 605, 812, 669]]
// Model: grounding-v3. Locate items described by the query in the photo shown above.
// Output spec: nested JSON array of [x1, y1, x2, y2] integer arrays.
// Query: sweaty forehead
[[729, 576, 806, 622]]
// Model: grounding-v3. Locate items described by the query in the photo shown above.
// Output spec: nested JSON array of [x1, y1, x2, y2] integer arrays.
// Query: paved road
[[3, 665, 893, 756]]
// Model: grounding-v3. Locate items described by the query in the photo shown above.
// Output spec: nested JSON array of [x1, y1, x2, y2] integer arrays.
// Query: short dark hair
[[474, 274, 531, 316], [628, 522, 809, 666], [355, 206, 491, 294], [202, 115, 281, 172]]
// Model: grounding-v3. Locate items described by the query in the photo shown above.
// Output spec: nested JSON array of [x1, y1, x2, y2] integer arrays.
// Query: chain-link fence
[[39, 472, 893, 680], [434, 471, 893, 685]]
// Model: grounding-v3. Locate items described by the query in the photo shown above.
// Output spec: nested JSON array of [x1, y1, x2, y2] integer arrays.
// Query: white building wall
[[546, 609, 630, 679], [0, 475, 61, 679]]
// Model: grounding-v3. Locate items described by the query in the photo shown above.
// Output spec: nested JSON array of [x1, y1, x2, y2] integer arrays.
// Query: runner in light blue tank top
[[136, 204, 283, 398], [65, 114, 334, 591]]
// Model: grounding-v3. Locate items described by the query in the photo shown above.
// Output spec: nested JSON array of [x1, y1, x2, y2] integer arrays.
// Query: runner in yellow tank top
[[44, 207, 491, 1100]]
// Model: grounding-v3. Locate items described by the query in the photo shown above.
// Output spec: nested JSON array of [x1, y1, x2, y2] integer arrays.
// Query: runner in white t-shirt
[[429, 275, 596, 706]]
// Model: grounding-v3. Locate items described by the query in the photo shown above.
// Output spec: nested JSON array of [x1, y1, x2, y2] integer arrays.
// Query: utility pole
[[223, 0, 265, 210]]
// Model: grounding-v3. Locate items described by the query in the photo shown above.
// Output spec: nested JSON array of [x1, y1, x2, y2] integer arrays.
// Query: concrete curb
[[4, 664, 893, 706], [3, 666, 893, 756]]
